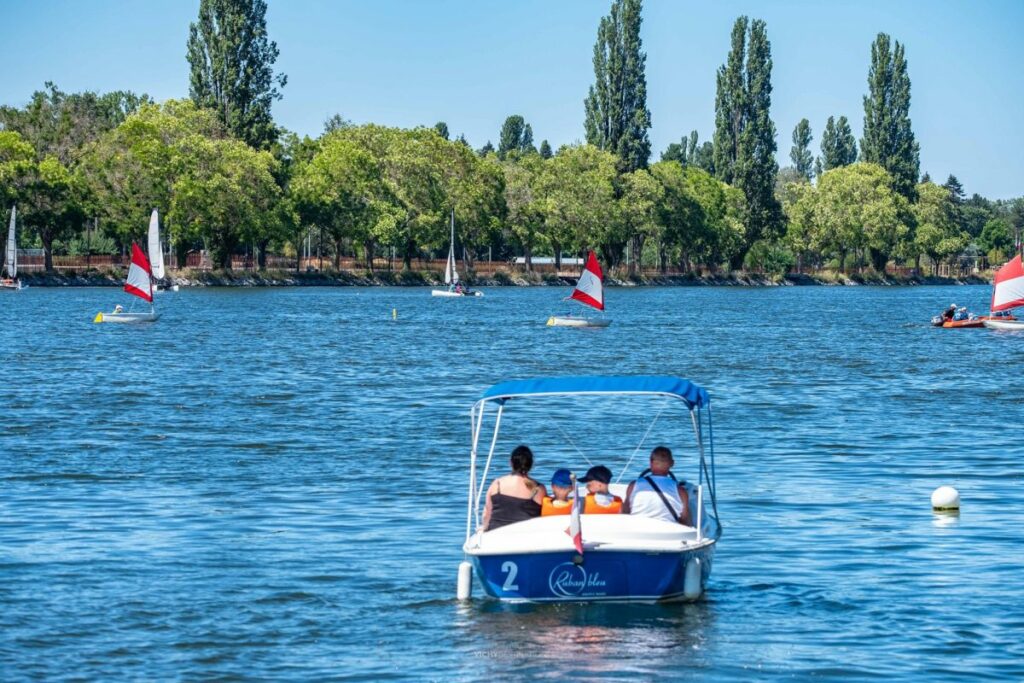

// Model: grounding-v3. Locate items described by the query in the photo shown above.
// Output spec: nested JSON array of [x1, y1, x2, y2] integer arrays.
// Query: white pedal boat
[[460, 375, 721, 603]]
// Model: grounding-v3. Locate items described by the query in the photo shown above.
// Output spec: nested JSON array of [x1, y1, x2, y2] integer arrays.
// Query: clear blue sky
[[3, 0, 1023, 198]]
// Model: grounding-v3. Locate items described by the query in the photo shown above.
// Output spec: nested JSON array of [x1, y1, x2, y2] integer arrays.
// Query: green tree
[[979, 217, 1013, 259], [790, 119, 813, 180], [292, 133, 386, 270], [0, 130, 36, 208], [0, 82, 148, 164], [619, 168, 664, 274], [433, 121, 449, 140], [323, 114, 353, 134], [819, 115, 857, 171], [713, 17, 782, 268], [539, 140, 553, 159], [172, 135, 281, 269], [79, 100, 225, 255], [503, 153, 547, 270], [478, 141, 494, 157], [19, 157, 88, 271], [811, 163, 910, 273], [583, 0, 651, 171], [187, 0, 286, 149], [913, 181, 966, 274], [861, 33, 919, 200], [497, 115, 535, 160], [538, 144, 618, 269], [712, 17, 747, 183]]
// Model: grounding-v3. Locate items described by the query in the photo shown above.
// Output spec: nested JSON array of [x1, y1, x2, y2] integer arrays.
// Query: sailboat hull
[[983, 319, 1024, 331], [431, 289, 483, 297], [0, 280, 22, 291], [547, 315, 610, 328], [95, 311, 160, 324]]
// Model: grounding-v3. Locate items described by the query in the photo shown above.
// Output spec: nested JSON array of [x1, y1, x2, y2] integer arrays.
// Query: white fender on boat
[[931, 486, 960, 511], [683, 558, 703, 600], [457, 561, 473, 600]]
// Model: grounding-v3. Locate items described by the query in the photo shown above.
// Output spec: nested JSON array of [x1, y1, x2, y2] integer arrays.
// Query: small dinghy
[[431, 209, 482, 298], [459, 375, 721, 603], [1, 206, 23, 291], [94, 243, 159, 324], [547, 251, 609, 327], [983, 255, 1024, 331]]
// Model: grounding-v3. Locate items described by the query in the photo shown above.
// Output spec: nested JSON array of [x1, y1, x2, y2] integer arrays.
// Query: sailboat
[[983, 255, 1024, 331], [93, 243, 160, 323], [1, 205, 23, 290], [148, 209, 178, 293], [431, 209, 482, 297], [546, 250, 610, 327]]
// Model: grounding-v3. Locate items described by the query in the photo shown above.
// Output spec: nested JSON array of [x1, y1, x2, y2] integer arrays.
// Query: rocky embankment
[[19, 268, 988, 288]]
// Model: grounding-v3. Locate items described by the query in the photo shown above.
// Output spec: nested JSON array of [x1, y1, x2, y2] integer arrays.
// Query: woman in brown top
[[482, 445, 547, 531]]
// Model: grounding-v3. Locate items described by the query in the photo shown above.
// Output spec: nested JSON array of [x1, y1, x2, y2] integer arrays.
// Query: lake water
[[1, 285, 1022, 681]]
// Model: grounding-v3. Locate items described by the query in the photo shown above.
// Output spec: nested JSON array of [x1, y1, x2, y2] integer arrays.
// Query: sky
[[2, 0, 1023, 199]]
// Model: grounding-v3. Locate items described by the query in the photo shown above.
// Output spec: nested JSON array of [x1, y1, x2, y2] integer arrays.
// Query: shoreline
[[17, 269, 989, 288]]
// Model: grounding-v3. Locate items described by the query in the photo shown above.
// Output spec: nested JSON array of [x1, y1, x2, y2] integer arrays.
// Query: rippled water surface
[[2, 285, 1022, 681]]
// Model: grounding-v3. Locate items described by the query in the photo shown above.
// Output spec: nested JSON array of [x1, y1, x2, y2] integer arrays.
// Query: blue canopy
[[479, 375, 709, 409]]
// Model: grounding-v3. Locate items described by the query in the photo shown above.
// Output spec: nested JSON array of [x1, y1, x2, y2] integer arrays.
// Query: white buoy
[[931, 486, 960, 511], [457, 561, 473, 600], [683, 558, 703, 600]]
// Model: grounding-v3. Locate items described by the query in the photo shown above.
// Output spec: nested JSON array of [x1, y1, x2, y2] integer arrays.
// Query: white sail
[[6, 205, 16, 278], [148, 209, 165, 279], [446, 209, 459, 285]]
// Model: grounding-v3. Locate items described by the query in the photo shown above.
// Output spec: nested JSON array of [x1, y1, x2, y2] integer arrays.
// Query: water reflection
[[459, 600, 716, 677]]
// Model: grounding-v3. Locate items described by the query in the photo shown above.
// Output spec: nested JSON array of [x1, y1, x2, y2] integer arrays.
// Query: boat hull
[[431, 289, 483, 297], [983, 319, 1024, 331], [547, 315, 610, 327], [0, 281, 23, 290], [94, 311, 160, 324], [470, 545, 714, 603]]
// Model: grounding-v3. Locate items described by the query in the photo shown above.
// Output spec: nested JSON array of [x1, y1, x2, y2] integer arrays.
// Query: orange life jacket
[[541, 496, 573, 516], [583, 492, 622, 514]]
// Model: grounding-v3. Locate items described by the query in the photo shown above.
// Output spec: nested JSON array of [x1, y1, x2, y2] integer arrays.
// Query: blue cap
[[551, 469, 573, 487]]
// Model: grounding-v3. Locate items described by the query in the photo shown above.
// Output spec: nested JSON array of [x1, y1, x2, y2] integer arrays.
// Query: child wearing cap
[[540, 468, 575, 516], [580, 465, 623, 514]]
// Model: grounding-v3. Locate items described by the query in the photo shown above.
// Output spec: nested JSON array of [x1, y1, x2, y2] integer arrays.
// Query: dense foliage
[[1, 0, 1021, 276]]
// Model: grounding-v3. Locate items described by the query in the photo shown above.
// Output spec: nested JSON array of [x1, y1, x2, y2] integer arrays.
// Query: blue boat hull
[[471, 546, 715, 602]]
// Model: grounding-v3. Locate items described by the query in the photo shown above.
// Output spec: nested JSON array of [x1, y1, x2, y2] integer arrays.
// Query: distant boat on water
[[1, 205, 23, 291], [546, 250, 609, 327], [432, 210, 482, 298], [94, 243, 159, 324], [148, 209, 178, 293], [983, 255, 1024, 331]]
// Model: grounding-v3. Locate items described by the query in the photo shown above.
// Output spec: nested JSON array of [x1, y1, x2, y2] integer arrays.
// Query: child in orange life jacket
[[540, 468, 575, 516], [579, 465, 622, 514]]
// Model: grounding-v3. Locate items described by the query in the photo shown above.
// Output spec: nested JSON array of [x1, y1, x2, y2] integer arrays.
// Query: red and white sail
[[569, 250, 605, 311], [991, 254, 1024, 312], [125, 242, 154, 303]]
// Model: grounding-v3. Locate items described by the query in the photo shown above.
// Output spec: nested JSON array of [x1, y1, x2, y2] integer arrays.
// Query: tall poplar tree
[[790, 119, 813, 180], [498, 115, 536, 159], [820, 115, 857, 171], [861, 33, 919, 200], [583, 0, 651, 171], [713, 16, 781, 268], [712, 17, 747, 183], [187, 0, 286, 149]]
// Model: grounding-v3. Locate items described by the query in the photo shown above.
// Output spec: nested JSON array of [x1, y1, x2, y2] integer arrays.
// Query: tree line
[[1, 0, 1021, 276]]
